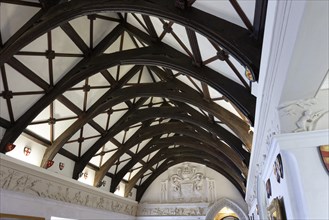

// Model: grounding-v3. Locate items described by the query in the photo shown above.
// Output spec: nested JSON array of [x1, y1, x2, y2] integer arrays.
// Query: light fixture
[[5, 143, 16, 152], [23, 146, 31, 156]]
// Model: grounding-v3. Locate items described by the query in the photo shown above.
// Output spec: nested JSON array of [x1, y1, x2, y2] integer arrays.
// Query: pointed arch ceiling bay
[[0, 0, 266, 201]]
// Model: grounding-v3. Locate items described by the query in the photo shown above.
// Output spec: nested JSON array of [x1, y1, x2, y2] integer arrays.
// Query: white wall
[[269, 130, 329, 220]]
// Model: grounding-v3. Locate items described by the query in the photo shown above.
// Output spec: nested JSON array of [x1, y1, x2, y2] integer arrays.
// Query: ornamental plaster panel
[[0, 154, 137, 216], [137, 203, 208, 216], [279, 92, 329, 133], [160, 162, 215, 203]]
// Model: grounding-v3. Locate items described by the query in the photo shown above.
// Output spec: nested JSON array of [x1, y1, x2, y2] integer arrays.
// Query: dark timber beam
[[125, 148, 244, 197], [0, 24, 125, 153], [135, 154, 246, 201], [253, 0, 268, 41], [110, 135, 246, 192], [40, 65, 143, 168], [0, 0, 261, 78], [0, 45, 253, 154], [63, 80, 251, 181], [93, 121, 245, 188]]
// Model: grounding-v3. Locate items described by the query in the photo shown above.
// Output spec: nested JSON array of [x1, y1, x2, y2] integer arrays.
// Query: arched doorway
[[206, 198, 248, 220]]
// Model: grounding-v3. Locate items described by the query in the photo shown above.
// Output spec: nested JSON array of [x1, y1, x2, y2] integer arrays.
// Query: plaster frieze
[[137, 203, 208, 216], [0, 154, 137, 216]]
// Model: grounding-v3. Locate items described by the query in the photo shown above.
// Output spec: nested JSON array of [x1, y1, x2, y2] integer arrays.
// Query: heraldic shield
[[319, 145, 329, 173]]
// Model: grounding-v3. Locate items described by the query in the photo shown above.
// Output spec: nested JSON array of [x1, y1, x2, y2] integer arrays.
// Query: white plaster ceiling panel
[[26, 123, 50, 141], [68, 16, 90, 48], [63, 90, 84, 110], [123, 172, 130, 181], [5, 64, 43, 92], [93, 113, 109, 130], [161, 26, 189, 57], [101, 150, 116, 167], [53, 119, 76, 139], [214, 99, 241, 119], [53, 100, 76, 118], [126, 13, 148, 35], [68, 129, 80, 142], [120, 153, 132, 161], [89, 154, 101, 167], [0, 3, 39, 43], [121, 31, 138, 51], [150, 16, 167, 37], [88, 73, 111, 87], [194, 0, 255, 29], [92, 14, 120, 46], [125, 126, 140, 142], [144, 169, 152, 177], [130, 145, 139, 154], [51, 27, 82, 54], [133, 162, 143, 170], [11, 94, 42, 120], [52, 57, 83, 84], [82, 123, 101, 137], [80, 137, 99, 155], [108, 164, 117, 174], [32, 106, 50, 122], [117, 159, 129, 172], [103, 37, 121, 54], [135, 138, 152, 153], [176, 74, 203, 94], [86, 88, 108, 109], [63, 142, 79, 156], [207, 59, 243, 85], [104, 141, 117, 151], [130, 167, 142, 180], [114, 130, 125, 144]]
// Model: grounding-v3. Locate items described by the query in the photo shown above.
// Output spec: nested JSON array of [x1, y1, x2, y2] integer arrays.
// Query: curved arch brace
[[109, 135, 247, 193], [0, 47, 253, 154], [0, 0, 261, 77], [92, 122, 245, 187], [135, 155, 246, 202], [43, 80, 250, 169], [125, 148, 244, 196]]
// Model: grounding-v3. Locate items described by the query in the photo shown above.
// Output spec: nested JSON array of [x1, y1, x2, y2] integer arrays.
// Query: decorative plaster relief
[[0, 156, 137, 216], [279, 97, 328, 133], [160, 163, 215, 203], [137, 203, 208, 216]]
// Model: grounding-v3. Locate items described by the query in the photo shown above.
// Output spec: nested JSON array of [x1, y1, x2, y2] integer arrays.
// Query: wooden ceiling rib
[[0, 0, 268, 201]]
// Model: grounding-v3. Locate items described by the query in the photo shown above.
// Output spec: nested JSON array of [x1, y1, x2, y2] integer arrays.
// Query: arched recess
[[109, 135, 246, 193], [206, 198, 248, 220], [124, 147, 245, 196], [91, 121, 246, 188], [135, 156, 246, 202]]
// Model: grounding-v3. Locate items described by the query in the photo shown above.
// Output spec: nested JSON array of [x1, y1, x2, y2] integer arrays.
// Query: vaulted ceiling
[[0, 0, 267, 201]]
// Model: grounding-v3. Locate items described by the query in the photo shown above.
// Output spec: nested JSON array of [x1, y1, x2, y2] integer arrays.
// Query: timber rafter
[[0, 0, 268, 201]]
